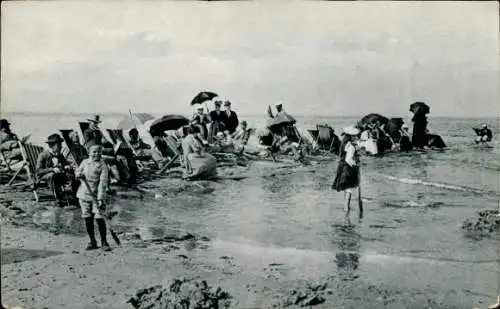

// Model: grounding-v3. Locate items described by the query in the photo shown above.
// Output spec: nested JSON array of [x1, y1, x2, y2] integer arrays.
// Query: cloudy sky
[[1, 1, 498, 117]]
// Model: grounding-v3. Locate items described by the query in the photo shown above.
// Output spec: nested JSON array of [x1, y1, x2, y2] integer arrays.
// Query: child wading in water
[[332, 126, 363, 218], [75, 144, 111, 251]]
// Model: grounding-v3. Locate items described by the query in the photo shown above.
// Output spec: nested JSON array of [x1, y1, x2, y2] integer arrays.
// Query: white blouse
[[344, 142, 357, 167]]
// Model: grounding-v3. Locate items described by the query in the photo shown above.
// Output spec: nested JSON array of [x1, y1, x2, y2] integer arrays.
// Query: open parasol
[[266, 112, 297, 131], [358, 113, 389, 128], [191, 91, 218, 106], [117, 113, 155, 130], [148, 114, 190, 133], [409, 102, 430, 114]]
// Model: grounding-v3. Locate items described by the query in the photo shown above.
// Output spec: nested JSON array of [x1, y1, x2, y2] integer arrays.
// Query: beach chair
[[5, 141, 53, 202], [107, 129, 152, 172], [60, 129, 89, 168], [0, 150, 14, 173], [156, 135, 182, 174], [0, 135, 31, 173]]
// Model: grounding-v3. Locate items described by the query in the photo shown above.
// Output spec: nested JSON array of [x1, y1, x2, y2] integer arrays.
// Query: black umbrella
[[410, 102, 430, 114], [358, 113, 389, 128], [190, 91, 219, 106], [149, 114, 190, 133]]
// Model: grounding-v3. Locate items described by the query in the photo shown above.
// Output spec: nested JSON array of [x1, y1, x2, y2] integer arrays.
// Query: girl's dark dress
[[332, 141, 360, 192]]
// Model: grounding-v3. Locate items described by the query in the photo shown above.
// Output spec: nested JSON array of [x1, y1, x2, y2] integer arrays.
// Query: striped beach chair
[[6, 141, 46, 201], [7, 141, 43, 187]]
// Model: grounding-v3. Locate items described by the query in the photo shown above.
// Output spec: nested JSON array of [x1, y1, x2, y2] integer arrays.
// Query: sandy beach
[[2, 152, 499, 309]]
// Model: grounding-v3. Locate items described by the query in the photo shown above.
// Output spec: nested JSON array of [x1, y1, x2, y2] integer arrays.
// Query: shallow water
[[7, 113, 500, 304]]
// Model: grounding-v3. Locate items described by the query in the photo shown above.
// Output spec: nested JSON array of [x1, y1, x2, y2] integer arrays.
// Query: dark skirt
[[332, 160, 359, 192]]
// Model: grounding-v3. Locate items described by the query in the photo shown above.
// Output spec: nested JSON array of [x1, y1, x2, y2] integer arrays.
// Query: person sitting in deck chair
[[102, 138, 136, 187], [83, 115, 104, 148], [128, 128, 160, 161], [271, 128, 303, 160], [191, 106, 211, 140], [0, 119, 22, 161], [232, 121, 249, 141], [66, 130, 88, 169], [36, 134, 77, 207]]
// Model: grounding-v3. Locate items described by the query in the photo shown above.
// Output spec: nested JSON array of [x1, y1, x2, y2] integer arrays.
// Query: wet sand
[[1, 159, 499, 309]]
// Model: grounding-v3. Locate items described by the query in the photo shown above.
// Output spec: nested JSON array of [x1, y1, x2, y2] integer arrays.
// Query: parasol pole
[[129, 109, 137, 130]]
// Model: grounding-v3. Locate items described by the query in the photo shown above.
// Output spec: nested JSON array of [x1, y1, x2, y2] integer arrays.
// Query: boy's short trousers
[[79, 199, 103, 219]]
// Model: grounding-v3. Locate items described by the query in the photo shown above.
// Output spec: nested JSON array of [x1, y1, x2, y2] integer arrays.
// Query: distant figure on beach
[[191, 106, 211, 140], [474, 124, 493, 143], [399, 124, 413, 151], [223, 100, 239, 134], [75, 144, 111, 252], [332, 126, 363, 218], [0, 119, 22, 161], [208, 100, 227, 142], [83, 115, 104, 148], [411, 113, 428, 149], [36, 134, 76, 207]]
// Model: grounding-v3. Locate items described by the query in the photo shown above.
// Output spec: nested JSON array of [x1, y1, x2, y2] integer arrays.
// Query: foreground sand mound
[[461, 209, 499, 236], [127, 278, 232, 309]]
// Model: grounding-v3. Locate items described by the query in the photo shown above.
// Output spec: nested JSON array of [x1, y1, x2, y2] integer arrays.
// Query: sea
[[3, 112, 500, 306]]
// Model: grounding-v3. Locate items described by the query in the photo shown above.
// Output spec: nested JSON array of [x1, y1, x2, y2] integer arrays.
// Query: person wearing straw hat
[[83, 115, 104, 149], [332, 126, 363, 217], [36, 134, 75, 207]]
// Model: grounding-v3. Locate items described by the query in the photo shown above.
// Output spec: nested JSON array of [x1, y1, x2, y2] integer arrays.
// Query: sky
[[1, 1, 498, 118]]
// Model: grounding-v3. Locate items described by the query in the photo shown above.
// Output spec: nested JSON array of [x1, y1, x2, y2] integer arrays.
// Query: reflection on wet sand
[[331, 217, 361, 281]]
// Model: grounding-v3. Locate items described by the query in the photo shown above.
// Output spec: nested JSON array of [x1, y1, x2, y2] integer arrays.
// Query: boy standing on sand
[[75, 144, 111, 251]]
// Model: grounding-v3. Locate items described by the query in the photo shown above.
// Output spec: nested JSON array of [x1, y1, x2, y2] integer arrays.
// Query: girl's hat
[[343, 126, 360, 136]]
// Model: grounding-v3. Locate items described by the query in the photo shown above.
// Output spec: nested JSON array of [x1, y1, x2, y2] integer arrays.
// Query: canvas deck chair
[[0, 150, 13, 173], [60, 129, 88, 168], [5, 141, 56, 202], [0, 135, 31, 173], [78, 122, 119, 154], [6, 141, 43, 187], [107, 129, 159, 170], [157, 135, 183, 174]]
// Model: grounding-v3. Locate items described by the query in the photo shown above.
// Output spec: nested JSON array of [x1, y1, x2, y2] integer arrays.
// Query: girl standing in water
[[332, 126, 363, 218]]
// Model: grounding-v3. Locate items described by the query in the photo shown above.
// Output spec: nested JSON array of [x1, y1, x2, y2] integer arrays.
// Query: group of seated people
[[190, 100, 240, 142], [0, 115, 165, 206]]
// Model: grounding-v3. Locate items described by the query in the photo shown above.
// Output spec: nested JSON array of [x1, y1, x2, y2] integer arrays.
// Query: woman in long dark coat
[[332, 126, 363, 217]]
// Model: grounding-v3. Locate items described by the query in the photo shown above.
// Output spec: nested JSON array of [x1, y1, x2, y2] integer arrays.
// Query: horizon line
[[0, 111, 497, 120]]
